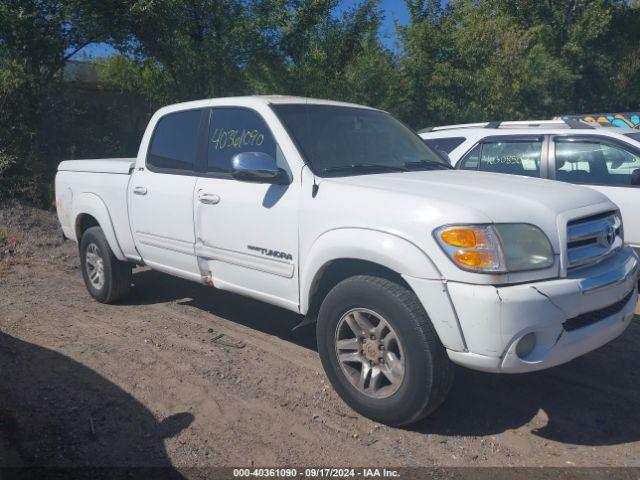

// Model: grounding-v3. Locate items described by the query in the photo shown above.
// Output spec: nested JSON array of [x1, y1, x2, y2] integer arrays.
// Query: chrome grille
[[567, 211, 623, 269]]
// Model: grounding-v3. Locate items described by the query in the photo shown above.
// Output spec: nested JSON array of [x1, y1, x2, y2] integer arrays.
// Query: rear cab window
[[147, 109, 204, 173]]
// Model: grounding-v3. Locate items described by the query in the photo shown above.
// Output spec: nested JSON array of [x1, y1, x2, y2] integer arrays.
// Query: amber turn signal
[[440, 228, 476, 248], [440, 227, 491, 249], [453, 250, 495, 268]]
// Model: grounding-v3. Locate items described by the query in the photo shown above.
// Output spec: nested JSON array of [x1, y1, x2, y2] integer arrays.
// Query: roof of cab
[[156, 95, 379, 114], [257, 95, 378, 110]]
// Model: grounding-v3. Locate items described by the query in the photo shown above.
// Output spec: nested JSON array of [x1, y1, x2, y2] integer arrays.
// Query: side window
[[459, 144, 481, 170], [479, 140, 542, 177], [555, 140, 640, 185], [207, 108, 277, 173], [423, 137, 466, 154], [602, 143, 640, 184], [147, 109, 202, 172]]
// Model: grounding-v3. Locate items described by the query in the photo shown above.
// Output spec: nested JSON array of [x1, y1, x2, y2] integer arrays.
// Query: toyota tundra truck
[[55, 96, 639, 426]]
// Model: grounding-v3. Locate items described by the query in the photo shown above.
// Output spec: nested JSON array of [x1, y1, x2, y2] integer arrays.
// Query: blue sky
[[82, 1, 409, 58], [336, 0, 409, 49]]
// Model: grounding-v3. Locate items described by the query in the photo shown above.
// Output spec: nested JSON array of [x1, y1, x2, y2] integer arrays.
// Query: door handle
[[133, 186, 148, 195], [198, 192, 220, 205]]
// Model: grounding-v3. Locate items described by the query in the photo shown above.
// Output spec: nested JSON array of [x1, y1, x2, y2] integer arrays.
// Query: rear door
[[128, 108, 208, 279], [193, 107, 300, 310], [550, 135, 640, 248]]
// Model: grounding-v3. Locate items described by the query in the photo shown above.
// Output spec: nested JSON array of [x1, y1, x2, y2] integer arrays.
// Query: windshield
[[271, 104, 451, 177], [624, 132, 640, 143]]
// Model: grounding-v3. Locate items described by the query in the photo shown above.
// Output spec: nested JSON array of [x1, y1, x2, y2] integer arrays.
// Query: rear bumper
[[435, 247, 638, 373]]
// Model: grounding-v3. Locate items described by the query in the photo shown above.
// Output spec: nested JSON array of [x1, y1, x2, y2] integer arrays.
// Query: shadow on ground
[[126, 268, 317, 350], [128, 269, 640, 447], [414, 335, 640, 445], [0, 331, 191, 475]]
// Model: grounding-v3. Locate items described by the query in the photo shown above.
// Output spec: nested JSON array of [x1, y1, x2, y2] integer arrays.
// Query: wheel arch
[[72, 192, 127, 261], [300, 228, 441, 317]]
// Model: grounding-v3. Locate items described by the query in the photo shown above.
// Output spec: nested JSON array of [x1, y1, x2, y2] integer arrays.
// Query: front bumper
[[442, 247, 638, 373]]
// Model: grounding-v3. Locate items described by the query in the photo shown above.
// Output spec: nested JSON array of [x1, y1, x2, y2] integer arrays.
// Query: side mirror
[[437, 150, 451, 164], [231, 152, 289, 185], [631, 169, 640, 186]]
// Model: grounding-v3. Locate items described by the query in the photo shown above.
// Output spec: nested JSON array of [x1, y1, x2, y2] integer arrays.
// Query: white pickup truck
[[56, 96, 639, 426]]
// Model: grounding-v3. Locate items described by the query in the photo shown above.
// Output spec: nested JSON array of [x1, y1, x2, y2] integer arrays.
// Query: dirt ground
[[1, 200, 640, 473]]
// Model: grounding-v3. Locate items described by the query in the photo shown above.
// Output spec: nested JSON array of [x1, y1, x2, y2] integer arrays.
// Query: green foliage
[[0, 150, 16, 200], [0, 0, 132, 205], [118, 0, 258, 101], [1, 0, 639, 206], [402, 0, 640, 127], [96, 55, 171, 104]]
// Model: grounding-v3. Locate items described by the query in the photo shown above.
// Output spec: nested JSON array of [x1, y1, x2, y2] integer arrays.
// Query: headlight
[[435, 224, 554, 273]]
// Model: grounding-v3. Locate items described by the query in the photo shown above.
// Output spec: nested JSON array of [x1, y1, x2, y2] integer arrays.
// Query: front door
[[129, 108, 207, 279], [194, 107, 300, 310]]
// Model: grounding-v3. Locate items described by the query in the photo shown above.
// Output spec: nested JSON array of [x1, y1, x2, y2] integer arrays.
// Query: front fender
[[72, 192, 127, 261], [300, 228, 441, 313], [300, 228, 466, 351]]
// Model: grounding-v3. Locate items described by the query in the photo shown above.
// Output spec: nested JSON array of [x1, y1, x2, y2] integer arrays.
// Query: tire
[[79, 226, 132, 303], [316, 275, 454, 426]]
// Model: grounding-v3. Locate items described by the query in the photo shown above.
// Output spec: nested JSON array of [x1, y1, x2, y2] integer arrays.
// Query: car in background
[[419, 120, 640, 253]]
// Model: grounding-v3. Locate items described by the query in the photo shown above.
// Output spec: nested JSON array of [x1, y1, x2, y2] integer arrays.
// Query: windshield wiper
[[404, 159, 454, 170], [321, 163, 408, 175]]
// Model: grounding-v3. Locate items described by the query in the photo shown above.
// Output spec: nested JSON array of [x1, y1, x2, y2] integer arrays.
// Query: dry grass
[[0, 200, 69, 277], [0, 229, 23, 276]]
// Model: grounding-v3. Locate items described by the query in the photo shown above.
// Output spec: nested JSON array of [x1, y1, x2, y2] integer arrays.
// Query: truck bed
[[58, 158, 136, 175], [55, 158, 138, 260]]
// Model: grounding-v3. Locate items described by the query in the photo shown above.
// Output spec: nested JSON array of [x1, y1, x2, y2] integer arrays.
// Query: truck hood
[[326, 170, 613, 223]]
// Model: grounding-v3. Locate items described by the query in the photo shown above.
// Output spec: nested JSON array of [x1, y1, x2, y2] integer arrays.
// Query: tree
[[398, 0, 640, 129], [247, 0, 402, 110], [114, 0, 257, 102], [493, 0, 640, 113], [0, 0, 130, 203], [102, 0, 402, 111]]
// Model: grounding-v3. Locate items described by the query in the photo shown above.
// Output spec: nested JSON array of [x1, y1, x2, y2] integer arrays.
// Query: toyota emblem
[[606, 225, 616, 246]]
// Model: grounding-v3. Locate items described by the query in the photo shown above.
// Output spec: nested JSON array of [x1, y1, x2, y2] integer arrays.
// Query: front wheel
[[316, 275, 454, 426], [79, 226, 132, 303]]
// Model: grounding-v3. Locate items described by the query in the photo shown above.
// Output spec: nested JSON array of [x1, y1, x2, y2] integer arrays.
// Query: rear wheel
[[79, 226, 132, 303], [316, 275, 454, 426]]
